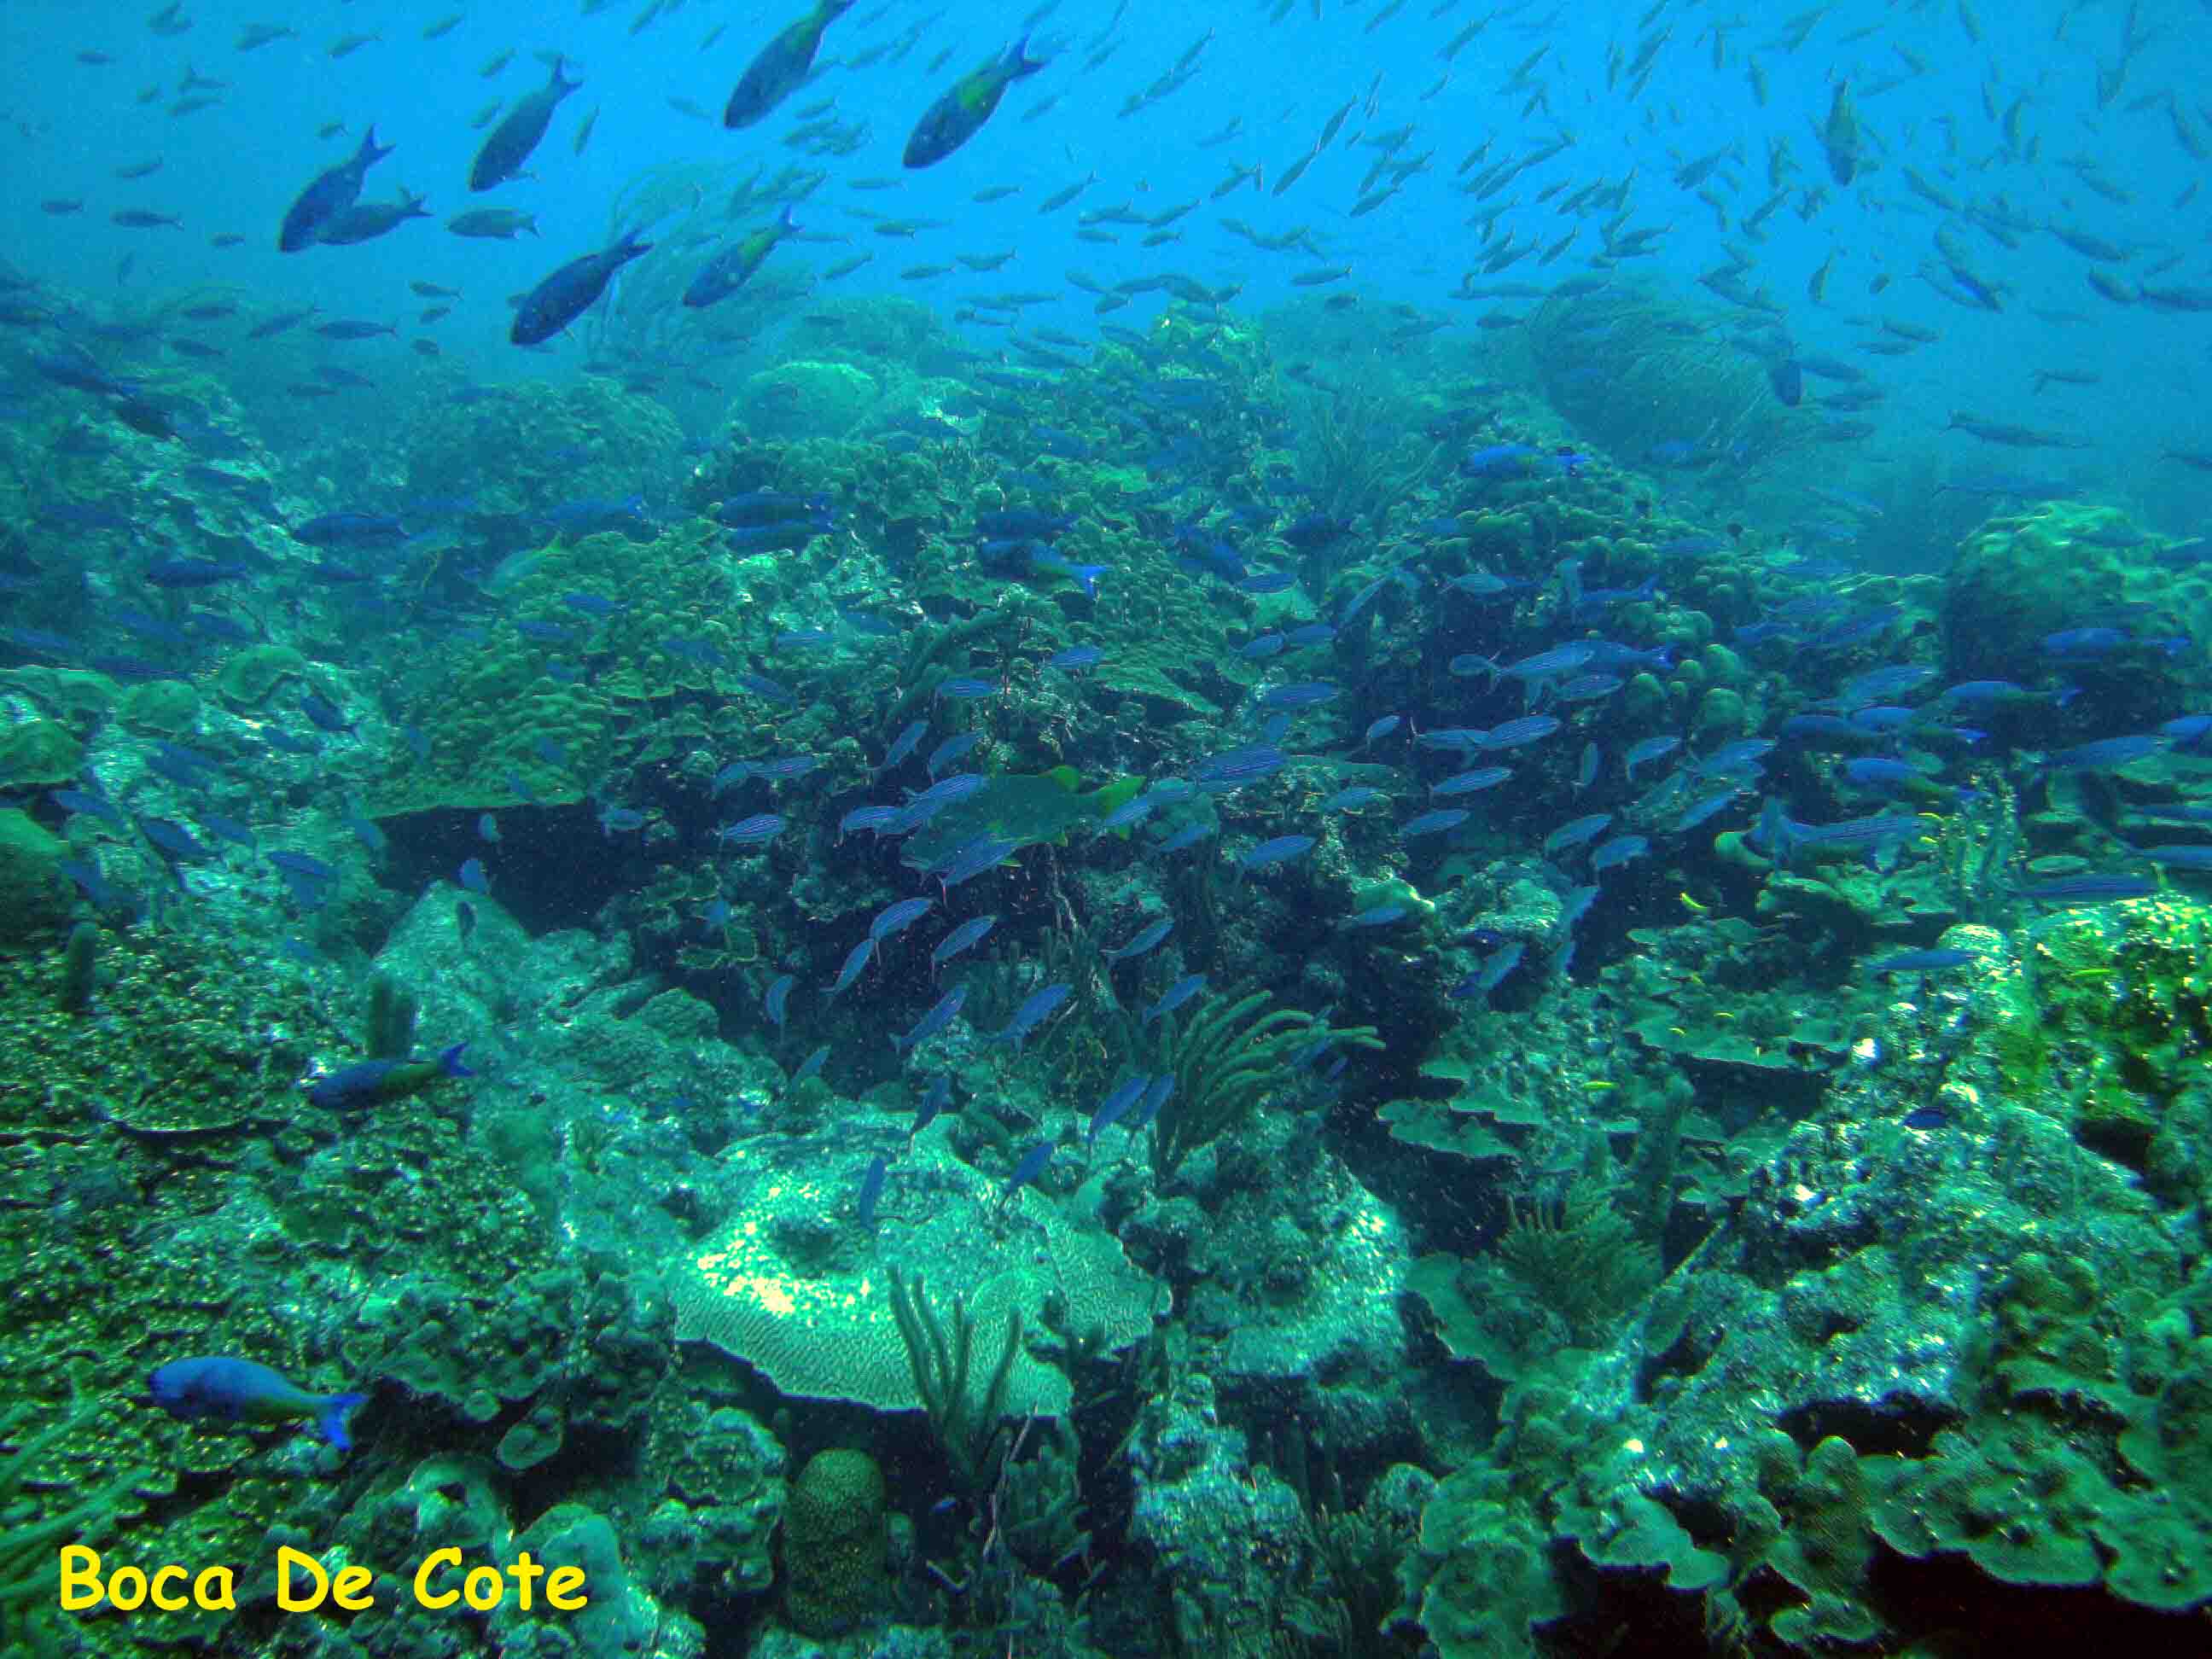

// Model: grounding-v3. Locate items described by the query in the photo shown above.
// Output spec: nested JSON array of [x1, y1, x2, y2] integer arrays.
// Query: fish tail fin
[[553, 54, 581, 92], [358, 125, 393, 165], [1009, 32, 1048, 73], [439, 1042, 474, 1080], [318, 1392, 368, 1449]]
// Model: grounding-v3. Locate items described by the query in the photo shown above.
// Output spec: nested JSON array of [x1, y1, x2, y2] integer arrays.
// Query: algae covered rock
[[214, 643, 305, 707], [492, 1503, 674, 1655], [1944, 503, 2204, 711], [637, 1401, 785, 1602], [0, 719, 83, 789], [739, 359, 878, 442], [117, 678, 199, 736], [0, 668, 119, 730], [0, 808, 69, 944]]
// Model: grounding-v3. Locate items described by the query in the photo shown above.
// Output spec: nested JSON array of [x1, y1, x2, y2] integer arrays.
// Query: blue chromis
[[147, 1357, 366, 1449]]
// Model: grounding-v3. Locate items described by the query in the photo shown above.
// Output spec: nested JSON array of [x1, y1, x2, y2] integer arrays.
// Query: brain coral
[[672, 1129, 1159, 1417]]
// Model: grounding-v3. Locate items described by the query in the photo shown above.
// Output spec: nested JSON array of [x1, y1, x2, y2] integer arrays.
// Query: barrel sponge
[[783, 1449, 888, 1639], [671, 1132, 1157, 1417]]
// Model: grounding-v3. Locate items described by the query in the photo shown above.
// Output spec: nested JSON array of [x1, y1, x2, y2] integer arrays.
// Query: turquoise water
[[1, 3, 2209, 1656]]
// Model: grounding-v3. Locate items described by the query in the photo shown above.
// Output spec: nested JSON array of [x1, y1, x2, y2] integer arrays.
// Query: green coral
[[739, 358, 879, 441], [56, 921, 96, 1013], [365, 973, 419, 1060], [400, 375, 683, 515], [1150, 988, 1382, 1183], [0, 808, 69, 946], [1397, 1465, 1566, 1659], [2004, 896, 2212, 1193], [0, 719, 82, 789], [0, 1390, 147, 1651], [212, 643, 304, 707], [782, 1449, 889, 1639], [116, 678, 199, 736], [366, 518, 760, 815], [670, 1127, 1159, 1418], [1492, 1179, 1659, 1347], [887, 1263, 1022, 1491], [1945, 502, 2206, 709], [1758, 1437, 1882, 1649], [0, 669, 118, 731]]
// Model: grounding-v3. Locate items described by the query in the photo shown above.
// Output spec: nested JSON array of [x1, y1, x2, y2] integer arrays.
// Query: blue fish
[[1104, 917, 1173, 962], [1154, 823, 1214, 855], [997, 1138, 1054, 1208], [511, 230, 653, 346], [1870, 949, 1975, 975], [931, 915, 997, 967], [278, 126, 393, 253], [911, 1073, 952, 1139], [685, 206, 800, 308], [879, 719, 928, 776], [857, 1154, 888, 1229], [1087, 1076, 1149, 1150], [1129, 1074, 1175, 1132], [300, 692, 354, 734], [894, 985, 968, 1056], [1589, 835, 1651, 875], [786, 1045, 830, 1092], [870, 897, 934, 942], [719, 813, 788, 847], [137, 816, 216, 866], [987, 983, 1071, 1051], [1452, 941, 1525, 1002], [1100, 798, 1156, 832], [904, 36, 1048, 168], [1238, 834, 1316, 875], [1339, 904, 1409, 929], [309, 1044, 473, 1110], [471, 56, 584, 191], [1192, 745, 1287, 787], [1402, 808, 1470, 838], [52, 789, 124, 826], [148, 1357, 366, 1448], [725, 0, 859, 128], [1143, 974, 1207, 1026], [927, 733, 981, 777], [825, 938, 876, 998]]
